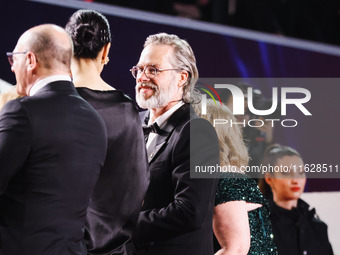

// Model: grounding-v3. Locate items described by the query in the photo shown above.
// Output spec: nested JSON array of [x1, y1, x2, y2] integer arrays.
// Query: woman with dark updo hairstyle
[[65, 10, 149, 255], [66, 9, 112, 89], [259, 144, 333, 255]]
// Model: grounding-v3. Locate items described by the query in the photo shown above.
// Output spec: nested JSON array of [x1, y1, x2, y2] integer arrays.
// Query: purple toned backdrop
[[1, 0, 339, 191]]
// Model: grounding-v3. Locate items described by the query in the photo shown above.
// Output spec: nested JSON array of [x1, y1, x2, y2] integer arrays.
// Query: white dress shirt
[[29, 75, 72, 96], [146, 101, 185, 149]]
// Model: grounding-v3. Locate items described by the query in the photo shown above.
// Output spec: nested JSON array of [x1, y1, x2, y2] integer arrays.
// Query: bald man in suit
[[0, 24, 107, 255]]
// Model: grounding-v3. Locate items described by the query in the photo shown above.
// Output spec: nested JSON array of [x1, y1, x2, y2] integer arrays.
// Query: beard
[[135, 81, 176, 109]]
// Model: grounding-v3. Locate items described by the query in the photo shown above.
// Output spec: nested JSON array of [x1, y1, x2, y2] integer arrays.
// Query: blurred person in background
[[193, 99, 277, 255], [214, 83, 277, 181], [0, 85, 20, 110], [259, 144, 333, 255]]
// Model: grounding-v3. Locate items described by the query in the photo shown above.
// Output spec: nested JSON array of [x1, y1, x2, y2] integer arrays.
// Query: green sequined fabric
[[215, 172, 278, 254]]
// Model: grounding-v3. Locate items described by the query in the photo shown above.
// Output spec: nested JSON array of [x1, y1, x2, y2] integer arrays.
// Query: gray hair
[[144, 33, 201, 103]]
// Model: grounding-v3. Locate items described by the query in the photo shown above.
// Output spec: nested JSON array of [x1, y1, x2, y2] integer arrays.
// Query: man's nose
[[137, 70, 150, 82]]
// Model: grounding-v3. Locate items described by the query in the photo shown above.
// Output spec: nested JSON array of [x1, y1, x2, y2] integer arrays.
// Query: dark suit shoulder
[[35, 81, 77, 94], [1, 96, 26, 112], [172, 104, 215, 135], [0, 98, 31, 133]]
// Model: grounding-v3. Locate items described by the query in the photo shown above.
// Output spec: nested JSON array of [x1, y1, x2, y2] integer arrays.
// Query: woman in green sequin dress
[[193, 100, 277, 255], [215, 172, 277, 255]]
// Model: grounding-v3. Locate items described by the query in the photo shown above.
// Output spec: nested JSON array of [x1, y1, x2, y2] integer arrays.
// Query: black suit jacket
[[270, 199, 333, 255], [133, 104, 219, 255], [76, 88, 149, 255], [0, 81, 107, 255]]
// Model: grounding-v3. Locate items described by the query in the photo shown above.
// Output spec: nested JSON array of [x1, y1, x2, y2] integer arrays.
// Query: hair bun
[[66, 9, 111, 58], [75, 23, 95, 46]]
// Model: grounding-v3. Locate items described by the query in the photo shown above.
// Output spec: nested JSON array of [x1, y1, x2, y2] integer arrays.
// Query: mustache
[[136, 82, 158, 91]]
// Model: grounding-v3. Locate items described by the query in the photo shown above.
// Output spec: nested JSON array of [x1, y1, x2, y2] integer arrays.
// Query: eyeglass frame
[[130, 65, 181, 79], [6, 51, 29, 66]]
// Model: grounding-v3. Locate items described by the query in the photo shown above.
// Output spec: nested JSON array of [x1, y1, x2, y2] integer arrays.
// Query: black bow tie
[[142, 122, 160, 136]]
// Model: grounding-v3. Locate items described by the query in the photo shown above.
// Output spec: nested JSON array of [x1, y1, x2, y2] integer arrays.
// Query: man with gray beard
[[129, 33, 219, 255]]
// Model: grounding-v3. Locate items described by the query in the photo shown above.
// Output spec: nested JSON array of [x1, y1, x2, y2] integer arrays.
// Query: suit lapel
[[147, 136, 166, 163], [144, 104, 190, 163]]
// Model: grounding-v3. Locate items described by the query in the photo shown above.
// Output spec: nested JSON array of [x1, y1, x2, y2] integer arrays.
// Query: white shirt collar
[[29, 75, 72, 96], [146, 101, 185, 149], [149, 101, 185, 128]]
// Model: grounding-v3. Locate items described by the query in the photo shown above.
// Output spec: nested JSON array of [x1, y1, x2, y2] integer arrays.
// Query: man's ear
[[178, 70, 189, 88], [26, 52, 38, 71]]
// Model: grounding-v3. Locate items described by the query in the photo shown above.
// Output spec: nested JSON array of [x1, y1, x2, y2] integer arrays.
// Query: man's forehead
[[138, 44, 173, 66], [13, 44, 23, 53], [15, 30, 33, 52]]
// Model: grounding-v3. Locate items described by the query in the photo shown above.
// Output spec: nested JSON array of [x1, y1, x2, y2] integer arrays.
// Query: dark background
[[1, 0, 339, 191]]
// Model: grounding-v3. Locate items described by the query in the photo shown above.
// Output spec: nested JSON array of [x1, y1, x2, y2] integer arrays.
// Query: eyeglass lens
[[7, 54, 14, 66], [131, 66, 157, 79], [6, 52, 27, 66]]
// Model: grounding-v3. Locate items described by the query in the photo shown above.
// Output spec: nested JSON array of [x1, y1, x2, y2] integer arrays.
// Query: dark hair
[[259, 144, 302, 197], [65, 9, 111, 59], [262, 144, 301, 167]]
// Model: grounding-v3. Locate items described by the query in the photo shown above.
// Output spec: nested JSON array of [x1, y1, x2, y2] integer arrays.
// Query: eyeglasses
[[130, 65, 180, 79], [6, 51, 28, 66]]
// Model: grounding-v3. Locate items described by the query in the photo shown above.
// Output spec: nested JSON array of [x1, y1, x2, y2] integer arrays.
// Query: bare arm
[[213, 201, 251, 255]]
